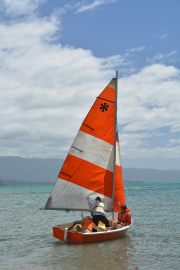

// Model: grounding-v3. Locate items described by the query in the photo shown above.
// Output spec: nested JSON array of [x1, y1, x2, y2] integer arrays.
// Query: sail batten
[[96, 96, 115, 104]]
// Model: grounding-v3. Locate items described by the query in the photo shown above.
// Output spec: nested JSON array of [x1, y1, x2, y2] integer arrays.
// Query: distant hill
[[0, 156, 62, 184], [122, 167, 180, 182], [0, 156, 179, 184]]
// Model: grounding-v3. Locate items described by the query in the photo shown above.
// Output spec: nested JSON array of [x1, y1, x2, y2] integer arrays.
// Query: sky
[[0, 0, 180, 170]]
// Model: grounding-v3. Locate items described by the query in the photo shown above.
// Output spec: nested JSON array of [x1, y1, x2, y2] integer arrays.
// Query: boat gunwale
[[54, 224, 130, 236], [77, 225, 130, 235]]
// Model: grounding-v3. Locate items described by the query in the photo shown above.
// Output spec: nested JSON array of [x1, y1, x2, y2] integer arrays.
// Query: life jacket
[[118, 208, 132, 225], [81, 217, 94, 232]]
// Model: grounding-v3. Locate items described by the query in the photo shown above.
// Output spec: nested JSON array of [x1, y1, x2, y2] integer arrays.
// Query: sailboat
[[45, 71, 131, 244]]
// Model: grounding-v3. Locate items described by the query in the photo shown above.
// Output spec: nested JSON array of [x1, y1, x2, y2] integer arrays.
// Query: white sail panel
[[113, 133, 126, 211], [45, 179, 113, 211], [69, 131, 114, 172], [116, 139, 121, 166]]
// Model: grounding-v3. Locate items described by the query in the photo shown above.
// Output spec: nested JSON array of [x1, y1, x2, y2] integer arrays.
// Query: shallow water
[[0, 182, 180, 270]]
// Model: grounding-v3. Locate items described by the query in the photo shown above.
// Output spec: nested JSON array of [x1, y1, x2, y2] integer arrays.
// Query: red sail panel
[[80, 79, 116, 145], [59, 154, 113, 198], [113, 165, 126, 212], [113, 134, 126, 212]]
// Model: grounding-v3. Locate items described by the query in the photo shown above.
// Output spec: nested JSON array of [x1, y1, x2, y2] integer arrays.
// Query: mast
[[111, 70, 118, 219]]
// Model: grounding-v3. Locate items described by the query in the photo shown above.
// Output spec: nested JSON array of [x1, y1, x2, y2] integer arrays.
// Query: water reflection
[[50, 234, 138, 270], [79, 236, 132, 270]]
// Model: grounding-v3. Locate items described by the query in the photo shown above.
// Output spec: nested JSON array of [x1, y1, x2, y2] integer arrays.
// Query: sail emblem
[[99, 102, 109, 112]]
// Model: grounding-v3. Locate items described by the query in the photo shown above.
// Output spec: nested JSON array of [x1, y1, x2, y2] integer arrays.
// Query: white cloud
[[0, 15, 121, 158], [0, 0, 44, 16], [147, 51, 177, 65], [75, 0, 117, 13], [126, 47, 146, 54], [160, 33, 168, 40], [118, 64, 180, 160], [0, 17, 59, 50]]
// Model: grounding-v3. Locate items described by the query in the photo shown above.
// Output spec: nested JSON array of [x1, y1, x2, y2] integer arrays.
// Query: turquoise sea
[[0, 182, 180, 270]]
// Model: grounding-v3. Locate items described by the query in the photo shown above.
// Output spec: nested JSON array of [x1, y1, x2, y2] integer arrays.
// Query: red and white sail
[[45, 78, 126, 212]]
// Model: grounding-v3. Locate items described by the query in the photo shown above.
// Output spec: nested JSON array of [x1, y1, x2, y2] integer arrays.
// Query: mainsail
[[45, 76, 126, 212]]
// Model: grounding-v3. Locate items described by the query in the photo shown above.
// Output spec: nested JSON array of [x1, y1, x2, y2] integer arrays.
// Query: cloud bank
[[0, 1, 180, 170]]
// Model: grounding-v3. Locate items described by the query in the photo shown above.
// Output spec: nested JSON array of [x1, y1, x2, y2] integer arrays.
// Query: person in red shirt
[[118, 205, 132, 226]]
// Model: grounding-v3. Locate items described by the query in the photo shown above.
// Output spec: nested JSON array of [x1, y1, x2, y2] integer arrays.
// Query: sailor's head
[[121, 205, 127, 211], [95, 196, 101, 202]]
